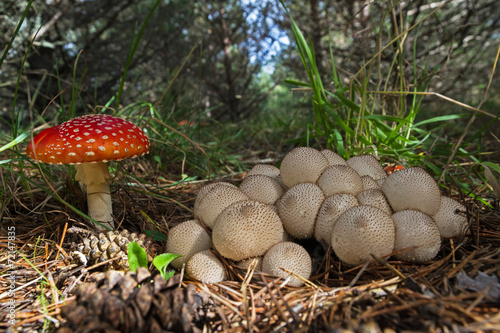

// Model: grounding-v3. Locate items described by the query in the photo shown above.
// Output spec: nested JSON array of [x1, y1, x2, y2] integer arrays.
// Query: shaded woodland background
[[1, 0, 500, 163]]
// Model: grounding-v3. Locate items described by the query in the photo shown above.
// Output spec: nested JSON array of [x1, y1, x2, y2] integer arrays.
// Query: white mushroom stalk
[[75, 162, 113, 228]]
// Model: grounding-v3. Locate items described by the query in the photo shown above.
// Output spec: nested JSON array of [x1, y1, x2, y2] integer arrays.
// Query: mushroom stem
[[75, 162, 114, 230]]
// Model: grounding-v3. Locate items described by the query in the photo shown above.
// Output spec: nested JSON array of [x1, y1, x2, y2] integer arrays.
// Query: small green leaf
[[153, 253, 182, 281], [128, 242, 148, 272]]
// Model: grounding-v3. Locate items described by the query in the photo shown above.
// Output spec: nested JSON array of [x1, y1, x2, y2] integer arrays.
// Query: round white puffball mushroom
[[194, 183, 249, 229], [280, 147, 329, 188], [237, 256, 263, 271], [262, 242, 312, 287], [432, 196, 468, 238], [247, 164, 280, 179], [239, 174, 284, 205], [357, 189, 393, 216], [277, 183, 325, 239], [317, 165, 364, 196], [392, 210, 441, 262], [193, 182, 237, 211], [347, 155, 387, 181], [186, 250, 227, 284], [314, 193, 359, 245], [331, 205, 395, 266], [361, 175, 380, 191], [212, 200, 284, 261], [381, 167, 441, 216], [166, 219, 212, 269], [320, 149, 348, 166]]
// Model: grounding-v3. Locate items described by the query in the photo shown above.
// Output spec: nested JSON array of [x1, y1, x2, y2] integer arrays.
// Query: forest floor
[[1, 157, 500, 332]]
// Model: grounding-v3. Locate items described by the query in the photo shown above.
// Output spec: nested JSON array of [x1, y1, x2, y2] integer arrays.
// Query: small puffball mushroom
[[277, 183, 325, 239], [361, 175, 380, 190], [347, 155, 387, 181], [317, 165, 364, 196], [381, 167, 441, 216], [237, 256, 263, 271], [320, 149, 348, 166], [392, 210, 441, 262], [166, 219, 212, 269], [247, 164, 280, 179], [314, 194, 359, 244], [212, 200, 284, 261], [239, 175, 284, 205], [280, 147, 329, 188], [194, 182, 237, 211], [262, 242, 312, 287], [26, 114, 150, 230], [357, 189, 392, 215], [186, 250, 227, 284], [194, 184, 249, 228], [433, 196, 468, 238], [331, 206, 395, 266]]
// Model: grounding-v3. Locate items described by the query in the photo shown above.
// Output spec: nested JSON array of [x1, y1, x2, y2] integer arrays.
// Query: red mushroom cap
[[26, 114, 150, 164]]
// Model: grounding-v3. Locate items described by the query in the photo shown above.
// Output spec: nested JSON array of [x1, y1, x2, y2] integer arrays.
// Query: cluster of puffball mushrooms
[[167, 147, 469, 286]]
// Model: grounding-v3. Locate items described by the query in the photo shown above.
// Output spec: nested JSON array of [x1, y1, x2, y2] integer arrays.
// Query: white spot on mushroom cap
[[280, 147, 329, 188], [317, 165, 364, 196], [314, 193, 359, 244], [331, 205, 395, 266], [432, 196, 468, 238], [392, 210, 441, 262], [239, 174, 284, 205], [262, 242, 312, 287], [277, 183, 325, 239], [212, 200, 284, 261], [381, 167, 441, 215], [193, 184, 248, 228], [186, 250, 227, 284], [166, 219, 212, 269]]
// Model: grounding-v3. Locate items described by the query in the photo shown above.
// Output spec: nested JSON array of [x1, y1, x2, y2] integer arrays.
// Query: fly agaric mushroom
[[26, 114, 150, 229]]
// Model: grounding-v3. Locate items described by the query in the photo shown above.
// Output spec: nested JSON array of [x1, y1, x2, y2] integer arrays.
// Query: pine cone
[[58, 268, 207, 333], [72, 229, 152, 270]]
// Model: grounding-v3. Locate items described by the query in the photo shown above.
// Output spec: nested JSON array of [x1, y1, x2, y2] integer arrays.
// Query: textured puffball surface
[[280, 147, 328, 188], [314, 193, 359, 244], [194, 184, 249, 229], [320, 149, 348, 166], [277, 183, 325, 239], [433, 196, 468, 237], [357, 189, 393, 216], [193, 182, 237, 211], [317, 165, 364, 196], [166, 219, 212, 269], [262, 242, 312, 287], [186, 250, 226, 284], [212, 200, 284, 261], [239, 174, 284, 205], [347, 155, 387, 181], [381, 167, 441, 216], [331, 206, 395, 266], [237, 256, 263, 271], [392, 210, 441, 262], [247, 164, 280, 179], [361, 175, 380, 191]]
